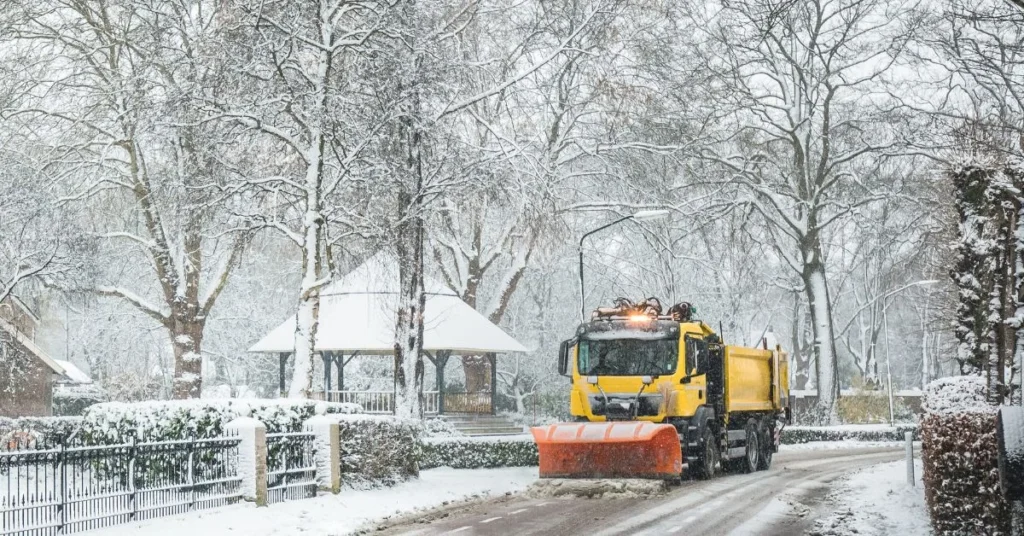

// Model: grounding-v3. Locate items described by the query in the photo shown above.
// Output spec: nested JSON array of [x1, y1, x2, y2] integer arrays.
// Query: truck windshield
[[577, 338, 679, 376]]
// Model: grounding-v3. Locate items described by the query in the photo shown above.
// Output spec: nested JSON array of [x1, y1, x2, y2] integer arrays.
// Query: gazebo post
[[335, 353, 343, 394], [436, 350, 451, 415], [488, 353, 497, 415], [278, 353, 289, 396], [322, 352, 332, 398]]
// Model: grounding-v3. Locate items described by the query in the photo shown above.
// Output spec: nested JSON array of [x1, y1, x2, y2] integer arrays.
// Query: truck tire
[[998, 406, 1024, 500], [757, 421, 773, 471], [740, 420, 759, 473], [690, 428, 718, 480]]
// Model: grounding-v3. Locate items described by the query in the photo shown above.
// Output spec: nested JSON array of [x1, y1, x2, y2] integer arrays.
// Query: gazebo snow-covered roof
[[249, 252, 528, 414], [249, 253, 527, 354]]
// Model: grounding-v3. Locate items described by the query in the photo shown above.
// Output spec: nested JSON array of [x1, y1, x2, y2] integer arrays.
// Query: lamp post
[[879, 279, 938, 424], [578, 209, 671, 321]]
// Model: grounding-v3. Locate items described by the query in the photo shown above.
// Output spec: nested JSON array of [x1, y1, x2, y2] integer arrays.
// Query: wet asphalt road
[[370, 447, 906, 536]]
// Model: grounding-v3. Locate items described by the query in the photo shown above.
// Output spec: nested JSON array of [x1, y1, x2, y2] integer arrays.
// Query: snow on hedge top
[[923, 375, 994, 415], [248, 252, 528, 354], [81, 399, 362, 441]]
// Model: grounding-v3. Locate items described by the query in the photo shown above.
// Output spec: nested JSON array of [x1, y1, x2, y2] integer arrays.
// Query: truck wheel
[[757, 422, 773, 471], [997, 406, 1024, 500], [741, 421, 759, 473], [691, 428, 718, 480]]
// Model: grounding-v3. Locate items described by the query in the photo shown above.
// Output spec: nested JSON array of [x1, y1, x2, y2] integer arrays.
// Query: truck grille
[[589, 394, 663, 419]]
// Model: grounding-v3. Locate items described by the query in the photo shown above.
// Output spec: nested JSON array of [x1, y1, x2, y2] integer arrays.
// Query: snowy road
[[371, 447, 909, 536]]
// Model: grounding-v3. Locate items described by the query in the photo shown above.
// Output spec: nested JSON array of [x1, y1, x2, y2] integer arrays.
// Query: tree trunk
[[394, 191, 426, 419], [170, 317, 204, 399], [803, 259, 840, 423], [790, 291, 810, 390]]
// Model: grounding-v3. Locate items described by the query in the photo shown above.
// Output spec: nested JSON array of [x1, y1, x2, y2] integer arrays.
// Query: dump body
[[535, 314, 789, 480], [725, 345, 783, 413]]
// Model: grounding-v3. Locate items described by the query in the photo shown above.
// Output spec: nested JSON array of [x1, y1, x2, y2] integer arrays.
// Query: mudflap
[[531, 421, 683, 480]]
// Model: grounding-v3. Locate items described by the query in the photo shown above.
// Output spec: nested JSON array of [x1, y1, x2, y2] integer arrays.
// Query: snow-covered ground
[[83, 467, 539, 536], [810, 459, 930, 536]]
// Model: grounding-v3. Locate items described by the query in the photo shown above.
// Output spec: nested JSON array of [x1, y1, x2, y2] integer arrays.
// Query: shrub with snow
[[0, 416, 83, 449], [80, 399, 360, 444], [782, 424, 918, 444], [921, 375, 1010, 535], [422, 418, 464, 438], [53, 384, 107, 417], [336, 415, 421, 489], [421, 435, 538, 469]]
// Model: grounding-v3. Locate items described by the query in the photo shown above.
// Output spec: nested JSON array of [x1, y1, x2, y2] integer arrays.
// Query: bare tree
[[691, 0, 916, 422], [1, 0, 254, 398]]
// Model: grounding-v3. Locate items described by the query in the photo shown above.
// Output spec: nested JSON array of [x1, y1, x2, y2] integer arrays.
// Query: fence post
[[304, 416, 341, 494], [226, 417, 268, 507], [58, 441, 67, 534], [128, 435, 137, 520]]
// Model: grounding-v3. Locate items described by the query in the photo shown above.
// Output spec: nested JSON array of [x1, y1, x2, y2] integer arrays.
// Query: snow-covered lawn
[[83, 466, 539, 536], [811, 459, 930, 536]]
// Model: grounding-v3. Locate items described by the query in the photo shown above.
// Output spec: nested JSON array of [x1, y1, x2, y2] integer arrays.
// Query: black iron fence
[[1, 434, 242, 536], [265, 432, 316, 504]]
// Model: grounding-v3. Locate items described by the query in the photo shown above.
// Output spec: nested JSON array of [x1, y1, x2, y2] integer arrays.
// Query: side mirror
[[558, 339, 574, 376], [586, 375, 599, 385], [641, 375, 653, 386]]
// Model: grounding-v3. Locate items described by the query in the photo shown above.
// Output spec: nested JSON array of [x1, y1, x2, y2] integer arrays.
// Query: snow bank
[[81, 466, 538, 536], [811, 460, 930, 536]]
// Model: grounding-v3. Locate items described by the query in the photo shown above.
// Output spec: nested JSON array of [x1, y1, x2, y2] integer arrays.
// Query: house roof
[[0, 316, 64, 375], [249, 252, 529, 355], [54, 359, 92, 384]]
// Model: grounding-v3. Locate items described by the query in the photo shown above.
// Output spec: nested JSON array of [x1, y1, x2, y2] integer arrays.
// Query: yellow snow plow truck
[[532, 298, 790, 480]]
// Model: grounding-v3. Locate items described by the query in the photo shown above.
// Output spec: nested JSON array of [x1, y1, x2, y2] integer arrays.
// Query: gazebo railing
[[317, 390, 441, 414]]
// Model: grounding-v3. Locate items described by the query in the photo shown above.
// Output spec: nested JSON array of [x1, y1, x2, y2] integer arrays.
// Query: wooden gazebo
[[248, 253, 528, 415]]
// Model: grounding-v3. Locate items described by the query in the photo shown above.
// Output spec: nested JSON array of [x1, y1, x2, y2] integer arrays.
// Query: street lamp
[[578, 209, 671, 321], [880, 279, 938, 424]]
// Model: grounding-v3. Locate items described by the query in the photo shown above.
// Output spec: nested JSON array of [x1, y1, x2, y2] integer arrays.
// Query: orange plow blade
[[531, 422, 682, 479]]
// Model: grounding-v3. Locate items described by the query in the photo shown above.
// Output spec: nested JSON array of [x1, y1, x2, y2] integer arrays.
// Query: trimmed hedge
[[421, 435, 538, 469], [337, 415, 421, 489], [80, 399, 361, 444], [921, 376, 1010, 535], [782, 424, 918, 444]]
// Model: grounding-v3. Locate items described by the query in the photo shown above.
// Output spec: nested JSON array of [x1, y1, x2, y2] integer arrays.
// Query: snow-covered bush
[[53, 385, 107, 417], [921, 375, 1010, 535], [79, 399, 361, 443], [782, 424, 918, 444], [336, 415, 421, 489], [421, 435, 537, 469], [422, 417, 463, 438], [0, 416, 83, 449]]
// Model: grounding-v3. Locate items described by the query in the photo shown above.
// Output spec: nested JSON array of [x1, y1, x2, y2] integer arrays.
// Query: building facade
[[0, 296, 63, 417]]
